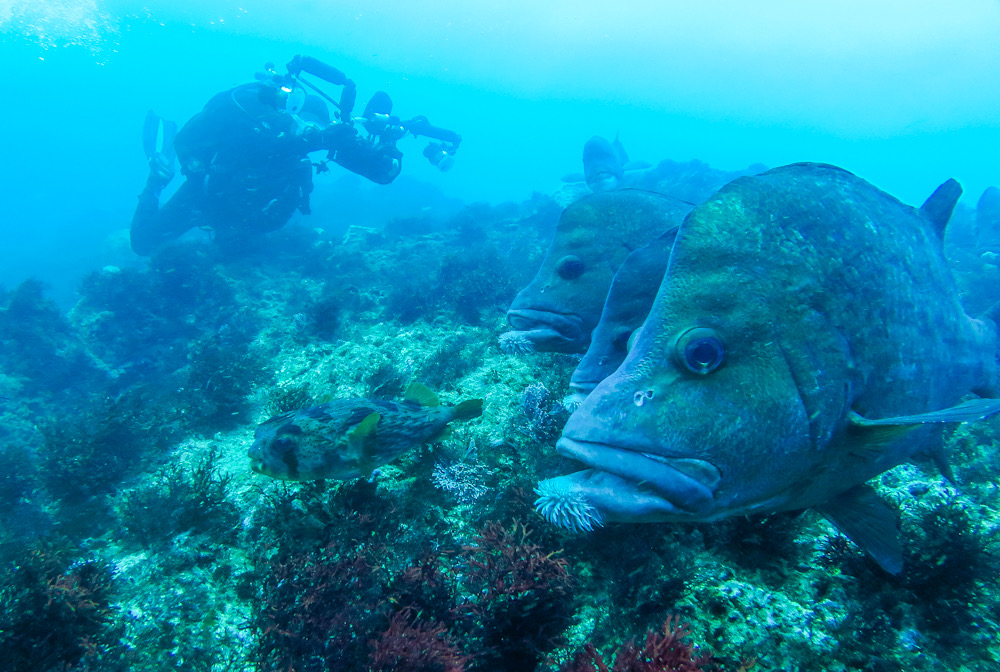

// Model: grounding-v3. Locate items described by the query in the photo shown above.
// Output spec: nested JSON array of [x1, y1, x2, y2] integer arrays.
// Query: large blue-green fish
[[502, 189, 690, 354], [564, 229, 677, 409], [535, 163, 1000, 573], [560, 135, 651, 193], [249, 383, 482, 481]]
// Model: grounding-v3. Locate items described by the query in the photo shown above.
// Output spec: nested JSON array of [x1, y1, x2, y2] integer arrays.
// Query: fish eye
[[556, 255, 585, 280], [611, 326, 632, 351], [675, 327, 725, 375], [626, 326, 643, 352]]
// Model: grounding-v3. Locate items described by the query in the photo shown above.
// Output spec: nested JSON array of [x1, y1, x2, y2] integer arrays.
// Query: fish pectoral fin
[[347, 412, 381, 466], [560, 172, 585, 183], [848, 398, 1000, 457], [816, 484, 903, 575], [430, 426, 453, 442], [852, 397, 1000, 427], [404, 382, 440, 407], [622, 160, 651, 171]]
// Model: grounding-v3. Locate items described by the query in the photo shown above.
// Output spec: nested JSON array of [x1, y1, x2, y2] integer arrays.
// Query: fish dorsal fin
[[258, 410, 298, 428], [347, 411, 381, 475], [816, 484, 903, 574], [404, 382, 440, 407], [919, 178, 962, 239]]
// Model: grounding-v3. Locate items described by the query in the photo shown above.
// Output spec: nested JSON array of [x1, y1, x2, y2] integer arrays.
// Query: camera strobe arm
[[403, 116, 462, 147], [286, 55, 357, 120]]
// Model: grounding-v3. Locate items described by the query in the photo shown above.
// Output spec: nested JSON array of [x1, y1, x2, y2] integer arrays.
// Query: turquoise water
[[2, 2, 1000, 670], [3, 1, 1000, 302]]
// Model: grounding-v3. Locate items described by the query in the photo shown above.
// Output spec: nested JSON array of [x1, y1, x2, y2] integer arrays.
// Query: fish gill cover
[[2, 2, 1000, 671]]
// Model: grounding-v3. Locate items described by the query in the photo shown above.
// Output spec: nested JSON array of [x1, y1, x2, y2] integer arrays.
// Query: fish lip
[[555, 437, 719, 516], [505, 308, 585, 345]]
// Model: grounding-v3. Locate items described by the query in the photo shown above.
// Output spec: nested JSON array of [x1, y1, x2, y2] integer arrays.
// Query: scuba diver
[[130, 55, 462, 256]]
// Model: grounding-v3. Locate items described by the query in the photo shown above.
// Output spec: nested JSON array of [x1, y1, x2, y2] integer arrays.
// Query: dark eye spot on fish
[[556, 255, 585, 280], [676, 327, 725, 375]]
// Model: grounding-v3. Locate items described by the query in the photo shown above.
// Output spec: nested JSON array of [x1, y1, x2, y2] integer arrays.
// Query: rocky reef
[[2, 163, 999, 671]]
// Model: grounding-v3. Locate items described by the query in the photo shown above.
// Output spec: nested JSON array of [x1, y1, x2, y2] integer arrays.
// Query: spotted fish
[[249, 383, 483, 481]]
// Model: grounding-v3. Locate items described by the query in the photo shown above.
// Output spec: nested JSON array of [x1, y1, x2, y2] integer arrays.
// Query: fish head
[[582, 136, 626, 192], [551, 319, 813, 524], [248, 416, 306, 480], [540, 175, 856, 526], [504, 191, 686, 354], [568, 231, 675, 401], [248, 405, 361, 481]]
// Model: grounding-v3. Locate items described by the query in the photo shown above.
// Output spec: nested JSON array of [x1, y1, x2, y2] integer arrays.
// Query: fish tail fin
[[451, 398, 483, 421]]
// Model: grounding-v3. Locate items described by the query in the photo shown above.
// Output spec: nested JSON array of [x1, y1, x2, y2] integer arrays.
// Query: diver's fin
[[919, 178, 962, 239], [161, 119, 177, 164], [142, 111, 177, 160], [561, 172, 586, 184], [451, 398, 484, 421], [404, 382, 440, 407], [347, 411, 381, 473], [142, 110, 159, 159], [816, 484, 903, 575], [852, 397, 1000, 427]]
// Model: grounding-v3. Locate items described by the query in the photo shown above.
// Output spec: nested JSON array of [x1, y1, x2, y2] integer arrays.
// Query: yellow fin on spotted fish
[[347, 411, 381, 476], [404, 382, 440, 407]]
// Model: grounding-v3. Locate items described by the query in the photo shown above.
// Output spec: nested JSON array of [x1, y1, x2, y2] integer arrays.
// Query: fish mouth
[[502, 309, 586, 352], [584, 168, 621, 192], [555, 438, 720, 517]]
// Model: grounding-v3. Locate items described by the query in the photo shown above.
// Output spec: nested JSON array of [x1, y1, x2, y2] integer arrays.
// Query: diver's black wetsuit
[[130, 81, 402, 256]]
